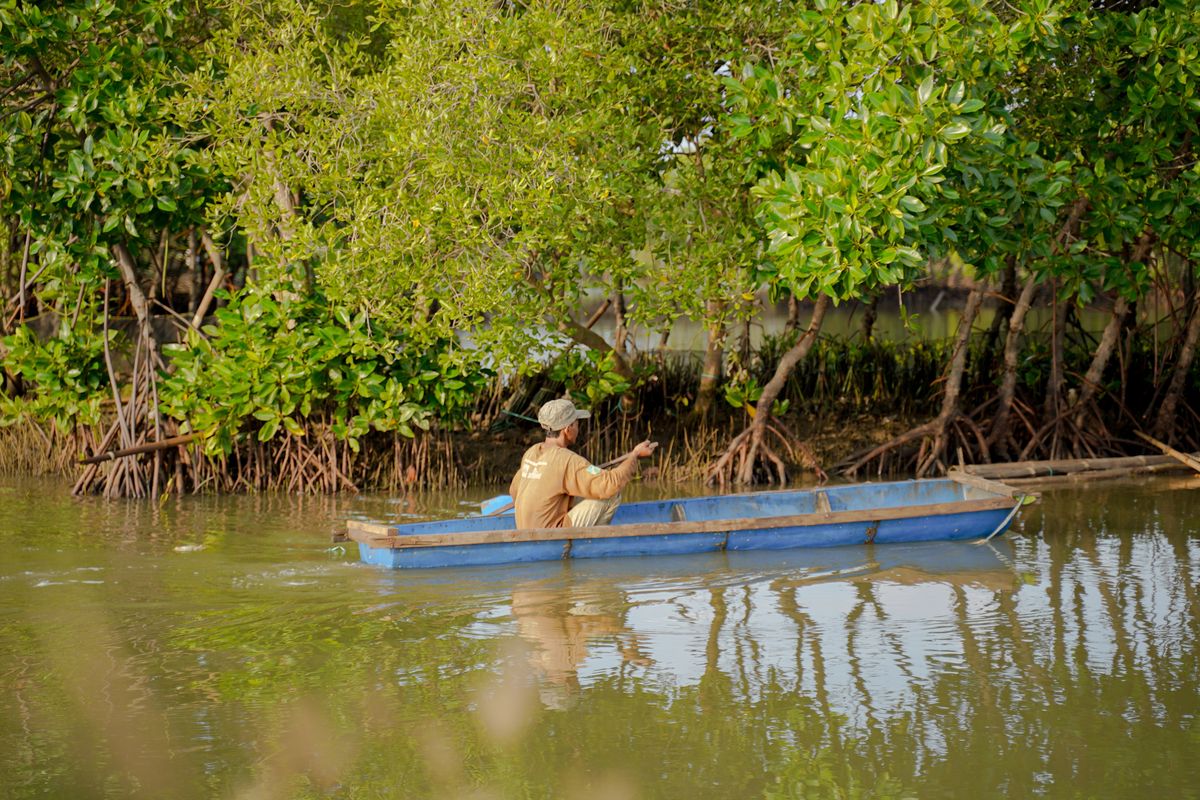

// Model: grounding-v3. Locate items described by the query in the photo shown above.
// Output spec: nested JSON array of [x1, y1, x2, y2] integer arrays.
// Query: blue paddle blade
[[479, 495, 513, 516]]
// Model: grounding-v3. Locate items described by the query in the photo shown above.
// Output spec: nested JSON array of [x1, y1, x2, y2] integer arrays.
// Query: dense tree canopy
[[2, 0, 1198, 491]]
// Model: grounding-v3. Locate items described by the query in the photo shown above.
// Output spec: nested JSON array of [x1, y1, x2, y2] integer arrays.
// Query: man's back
[[509, 443, 634, 529]]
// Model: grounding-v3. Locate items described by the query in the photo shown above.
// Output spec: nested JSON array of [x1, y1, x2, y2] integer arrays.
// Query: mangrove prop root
[[988, 274, 1039, 454], [845, 287, 984, 479], [71, 423, 472, 497], [1153, 293, 1200, 443], [704, 420, 826, 488], [707, 295, 831, 487]]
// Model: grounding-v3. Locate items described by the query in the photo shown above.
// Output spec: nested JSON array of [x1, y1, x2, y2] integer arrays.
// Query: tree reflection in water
[[494, 490, 1200, 797]]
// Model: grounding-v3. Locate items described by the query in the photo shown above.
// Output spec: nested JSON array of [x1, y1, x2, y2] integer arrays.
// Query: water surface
[[1, 475, 1198, 798]]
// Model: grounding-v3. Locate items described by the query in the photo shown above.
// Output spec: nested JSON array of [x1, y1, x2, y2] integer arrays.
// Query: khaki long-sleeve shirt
[[508, 443, 637, 530]]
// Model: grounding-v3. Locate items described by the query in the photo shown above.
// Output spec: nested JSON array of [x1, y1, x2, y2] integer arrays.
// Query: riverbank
[[3, 299, 1197, 495], [0, 405, 919, 492]]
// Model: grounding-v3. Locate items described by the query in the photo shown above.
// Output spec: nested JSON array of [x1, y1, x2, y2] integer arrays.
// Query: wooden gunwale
[[347, 496, 1017, 551], [347, 520, 393, 538]]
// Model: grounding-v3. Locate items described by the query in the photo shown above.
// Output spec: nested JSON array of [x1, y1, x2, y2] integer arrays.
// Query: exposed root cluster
[[72, 428, 466, 497], [706, 417, 827, 488], [839, 410, 987, 479]]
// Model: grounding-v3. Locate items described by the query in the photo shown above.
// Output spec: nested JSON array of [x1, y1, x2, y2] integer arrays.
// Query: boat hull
[[348, 476, 1028, 570]]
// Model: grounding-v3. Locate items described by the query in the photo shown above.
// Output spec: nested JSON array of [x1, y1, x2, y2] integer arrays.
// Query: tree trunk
[[16, 230, 31, 323], [112, 243, 152, 326], [656, 327, 670, 356], [974, 255, 1017, 387], [1043, 280, 1068, 423], [1120, 297, 1138, 414], [750, 294, 830, 425], [936, 288, 983, 423], [555, 317, 633, 382], [613, 288, 628, 358], [611, 288, 635, 415], [918, 287, 983, 476], [192, 231, 228, 330], [1075, 296, 1130, 413], [272, 174, 297, 240], [0, 228, 8, 335], [693, 299, 727, 420], [261, 119, 310, 293], [186, 228, 200, 316], [261, 122, 298, 243], [1074, 231, 1152, 420], [1153, 285, 1200, 442], [861, 293, 879, 341], [988, 275, 1038, 452], [785, 294, 801, 333], [1, 223, 18, 335], [737, 315, 752, 367], [734, 295, 830, 483]]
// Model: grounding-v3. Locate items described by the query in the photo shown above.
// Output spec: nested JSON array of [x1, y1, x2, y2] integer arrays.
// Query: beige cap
[[537, 398, 591, 432]]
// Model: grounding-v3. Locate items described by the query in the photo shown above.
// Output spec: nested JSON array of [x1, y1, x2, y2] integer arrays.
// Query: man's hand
[[633, 440, 658, 459]]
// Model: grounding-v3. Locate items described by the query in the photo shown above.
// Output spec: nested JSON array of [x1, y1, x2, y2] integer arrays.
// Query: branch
[[26, 55, 55, 92], [555, 315, 633, 380], [191, 230, 227, 330], [111, 242, 151, 325]]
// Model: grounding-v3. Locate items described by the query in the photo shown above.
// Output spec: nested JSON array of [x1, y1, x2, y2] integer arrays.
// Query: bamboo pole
[[1000, 461, 1190, 488], [961, 453, 1191, 479], [1135, 431, 1200, 474]]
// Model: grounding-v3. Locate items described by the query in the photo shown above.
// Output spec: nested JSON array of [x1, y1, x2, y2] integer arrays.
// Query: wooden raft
[[959, 451, 1200, 488]]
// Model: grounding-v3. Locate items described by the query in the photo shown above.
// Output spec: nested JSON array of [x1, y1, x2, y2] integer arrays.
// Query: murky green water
[[1, 475, 1198, 799]]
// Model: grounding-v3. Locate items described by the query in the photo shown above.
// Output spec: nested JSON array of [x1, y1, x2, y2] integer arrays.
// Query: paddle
[[479, 448, 654, 517]]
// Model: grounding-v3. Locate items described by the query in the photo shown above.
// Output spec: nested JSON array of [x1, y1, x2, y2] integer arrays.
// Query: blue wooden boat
[[346, 473, 1031, 570]]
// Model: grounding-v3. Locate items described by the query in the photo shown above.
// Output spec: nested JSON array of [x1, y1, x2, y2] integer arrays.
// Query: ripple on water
[[227, 563, 346, 590], [20, 566, 108, 589]]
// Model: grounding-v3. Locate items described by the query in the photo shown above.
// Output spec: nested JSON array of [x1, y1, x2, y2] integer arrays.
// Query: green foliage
[[722, 370, 791, 419], [745, 331, 958, 417], [728, 0, 1001, 302], [610, 2, 796, 337], [185, 0, 803, 373], [157, 290, 491, 455], [0, 322, 110, 429], [946, 0, 1200, 300], [0, 0, 216, 307], [723, 375, 762, 413], [4, 0, 1200, 462], [548, 349, 631, 409], [184, 0, 622, 359]]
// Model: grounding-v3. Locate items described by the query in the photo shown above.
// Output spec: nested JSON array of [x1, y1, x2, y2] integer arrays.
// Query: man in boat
[[509, 398, 657, 530]]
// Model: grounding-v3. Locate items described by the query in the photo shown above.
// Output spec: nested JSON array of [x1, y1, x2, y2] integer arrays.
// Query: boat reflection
[[511, 582, 651, 709]]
